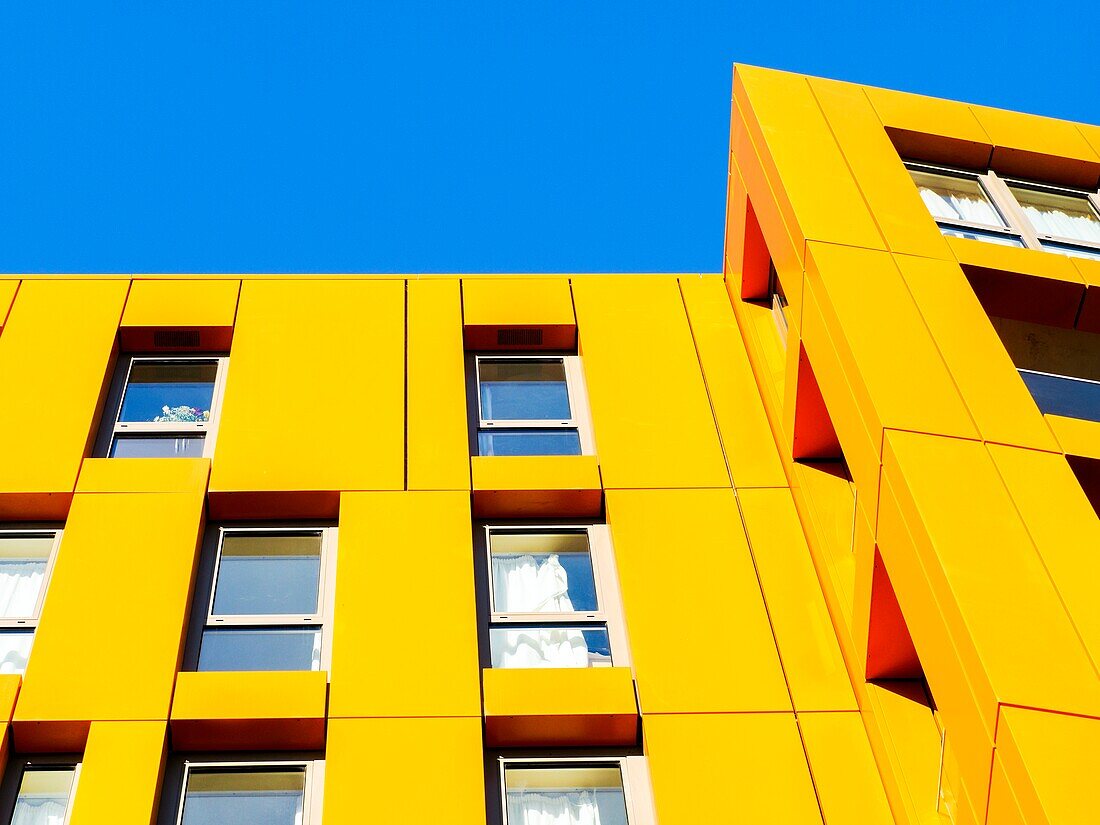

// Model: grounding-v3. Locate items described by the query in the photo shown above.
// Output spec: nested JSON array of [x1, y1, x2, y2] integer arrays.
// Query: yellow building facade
[[0, 65, 1094, 824]]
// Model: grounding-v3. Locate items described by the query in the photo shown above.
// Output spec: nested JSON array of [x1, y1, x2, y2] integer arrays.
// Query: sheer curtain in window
[[491, 554, 589, 667], [508, 791, 602, 825], [10, 798, 68, 825], [0, 563, 44, 617], [919, 188, 1001, 225]]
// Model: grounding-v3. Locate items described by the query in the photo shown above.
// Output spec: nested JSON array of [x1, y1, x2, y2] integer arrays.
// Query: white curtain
[[508, 791, 602, 825], [492, 554, 590, 668], [0, 563, 44, 618], [1019, 204, 1100, 243], [10, 799, 67, 825], [919, 187, 1001, 226]]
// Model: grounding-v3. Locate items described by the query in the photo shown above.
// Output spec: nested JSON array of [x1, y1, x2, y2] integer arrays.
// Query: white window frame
[[0, 528, 63, 675], [906, 161, 1100, 260], [498, 756, 655, 825], [475, 354, 596, 455], [767, 261, 789, 345], [9, 760, 82, 825], [199, 526, 338, 673], [484, 523, 630, 668], [108, 355, 229, 459], [174, 759, 323, 825]]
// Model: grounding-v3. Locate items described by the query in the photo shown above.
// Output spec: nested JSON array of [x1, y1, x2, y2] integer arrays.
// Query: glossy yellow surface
[[462, 277, 575, 328], [120, 279, 240, 329], [0, 280, 18, 327], [470, 455, 602, 517], [67, 722, 166, 825], [170, 670, 327, 725]]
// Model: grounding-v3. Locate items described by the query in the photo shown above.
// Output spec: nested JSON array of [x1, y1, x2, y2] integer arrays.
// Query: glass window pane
[[1039, 239, 1100, 261], [491, 626, 611, 668], [479, 360, 572, 421], [198, 627, 321, 672], [181, 768, 305, 825], [212, 533, 322, 616], [118, 361, 218, 423], [13, 766, 76, 825], [1010, 185, 1100, 244], [478, 429, 581, 457], [0, 630, 34, 675], [938, 225, 1026, 247], [0, 535, 52, 619], [506, 765, 628, 825], [1019, 370, 1100, 423], [490, 531, 597, 612], [909, 169, 1005, 227], [110, 435, 206, 458]]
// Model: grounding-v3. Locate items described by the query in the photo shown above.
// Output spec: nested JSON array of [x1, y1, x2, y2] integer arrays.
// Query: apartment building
[[0, 65, 1094, 825]]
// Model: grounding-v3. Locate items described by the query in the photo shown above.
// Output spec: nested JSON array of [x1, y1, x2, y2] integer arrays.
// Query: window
[[195, 528, 336, 673], [767, 260, 789, 344], [6, 763, 79, 825], [174, 762, 321, 825], [485, 526, 627, 669], [475, 356, 592, 456], [906, 162, 1100, 260], [103, 356, 228, 459], [0, 530, 61, 675], [498, 758, 653, 825]]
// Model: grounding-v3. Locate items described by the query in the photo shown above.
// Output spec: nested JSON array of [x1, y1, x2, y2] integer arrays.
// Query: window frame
[[102, 354, 230, 459], [3, 757, 82, 825], [906, 161, 1100, 259], [483, 522, 630, 669], [173, 758, 323, 825], [497, 755, 654, 825], [474, 354, 595, 455], [196, 525, 338, 674], [0, 528, 63, 675]]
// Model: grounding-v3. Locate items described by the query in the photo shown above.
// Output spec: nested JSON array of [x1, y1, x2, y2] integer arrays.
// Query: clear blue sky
[[0, 2, 1096, 274]]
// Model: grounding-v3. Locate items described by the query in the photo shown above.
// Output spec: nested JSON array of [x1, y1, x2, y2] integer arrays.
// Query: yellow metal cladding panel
[[798, 712, 894, 825], [863, 85, 991, 152], [324, 717, 485, 825], [987, 443, 1100, 669], [987, 754, 1029, 825], [328, 491, 481, 717], [644, 713, 823, 823], [482, 666, 636, 718], [971, 104, 1100, 185], [121, 279, 240, 328], [76, 458, 211, 494], [734, 65, 885, 252], [210, 280, 404, 494], [407, 279, 469, 490], [16, 489, 204, 724], [737, 488, 856, 712], [572, 277, 729, 489], [997, 706, 1100, 825], [0, 280, 128, 495], [678, 276, 786, 488], [171, 670, 328, 724], [461, 277, 574, 327], [808, 77, 954, 260], [67, 721, 166, 825], [806, 241, 979, 443], [605, 488, 789, 713], [1045, 414, 1100, 460], [946, 236, 1085, 286], [0, 281, 18, 327], [883, 430, 1100, 719], [893, 254, 1060, 452]]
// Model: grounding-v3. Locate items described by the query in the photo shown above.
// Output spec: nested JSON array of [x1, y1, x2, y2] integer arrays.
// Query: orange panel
[[470, 455, 602, 518], [170, 671, 327, 750], [482, 667, 638, 747]]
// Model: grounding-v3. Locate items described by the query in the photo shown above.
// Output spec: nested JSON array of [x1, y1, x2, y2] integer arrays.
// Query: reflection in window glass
[[505, 765, 628, 825], [212, 533, 323, 616], [938, 225, 1026, 247], [1009, 186, 1100, 244], [0, 535, 52, 619], [12, 766, 76, 825], [477, 430, 582, 457], [480, 360, 572, 421], [198, 627, 322, 672], [1019, 370, 1100, 423], [490, 531, 597, 612], [110, 436, 206, 459], [180, 768, 305, 825], [1039, 240, 1100, 261], [118, 361, 218, 424], [910, 170, 1005, 227], [491, 626, 611, 669], [0, 630, 34, 675]]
